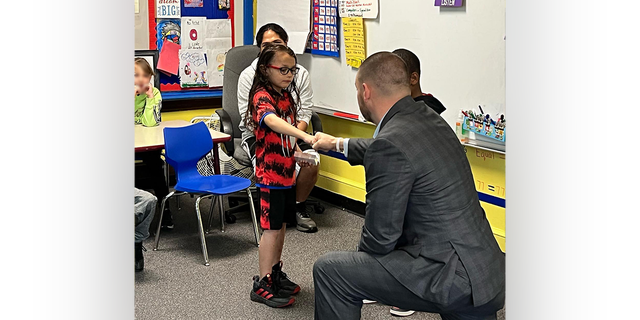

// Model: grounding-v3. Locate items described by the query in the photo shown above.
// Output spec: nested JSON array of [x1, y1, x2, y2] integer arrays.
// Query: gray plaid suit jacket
[[347, 96, 505, 307]]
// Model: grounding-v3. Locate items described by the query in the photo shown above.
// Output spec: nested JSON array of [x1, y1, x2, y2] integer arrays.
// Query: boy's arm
[[140, 87, 162, 127], [262, 114, 314, 144]]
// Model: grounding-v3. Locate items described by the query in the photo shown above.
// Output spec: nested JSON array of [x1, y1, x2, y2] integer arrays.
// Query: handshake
[[301, 132, 343, 152]]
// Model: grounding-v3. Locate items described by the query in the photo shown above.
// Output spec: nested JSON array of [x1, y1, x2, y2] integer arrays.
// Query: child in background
[[244, 44, 315, 308], [393, 48, 447, 115], [134, 57, 173, 229], [134, 57, 162, 127]]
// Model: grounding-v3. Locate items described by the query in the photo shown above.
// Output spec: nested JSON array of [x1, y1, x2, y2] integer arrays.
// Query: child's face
[[265, 52, 296, 91], [134, 64, 151, 88]]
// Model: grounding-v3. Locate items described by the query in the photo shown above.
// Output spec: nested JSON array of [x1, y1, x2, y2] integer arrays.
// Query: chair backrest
[[222, 45, 261, 139], [163, 122, 212, 181]]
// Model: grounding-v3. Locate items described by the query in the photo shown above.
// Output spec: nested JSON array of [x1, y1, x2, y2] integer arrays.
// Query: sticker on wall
[[184, 0, 203, 8]]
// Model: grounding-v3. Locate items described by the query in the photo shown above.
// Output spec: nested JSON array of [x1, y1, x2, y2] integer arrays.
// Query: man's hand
[[313, 132, 338, 152]]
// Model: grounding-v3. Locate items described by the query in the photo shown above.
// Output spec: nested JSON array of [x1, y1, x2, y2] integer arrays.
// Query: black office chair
[[216, 45, 325, 223]]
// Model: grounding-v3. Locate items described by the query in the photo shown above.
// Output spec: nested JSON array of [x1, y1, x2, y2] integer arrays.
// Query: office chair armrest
[[310, 111, 323, 134], [215, 109, 235, 155]]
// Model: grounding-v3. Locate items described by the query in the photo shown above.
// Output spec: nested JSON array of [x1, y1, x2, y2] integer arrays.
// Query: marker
[[478, 105, 484, 114], [333, 112, 360, 120]]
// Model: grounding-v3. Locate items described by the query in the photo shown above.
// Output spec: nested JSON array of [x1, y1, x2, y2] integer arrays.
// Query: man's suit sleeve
[[346, 138, 372, 166], [358, 138, 414, 255]]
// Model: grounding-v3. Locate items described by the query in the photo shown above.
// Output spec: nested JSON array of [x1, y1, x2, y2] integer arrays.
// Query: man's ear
[[362, 82, 371, 100], [410, 72, 420, 86]]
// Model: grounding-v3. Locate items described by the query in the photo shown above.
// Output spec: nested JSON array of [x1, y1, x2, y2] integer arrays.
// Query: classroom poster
[[207, 49, 227, 87], [257, 0, 311, 54], [181, 17, 205, 50], [310, 0, 339, 57], [184, 0, 203, 7], [156, 19, 181, 52], [179, 49, 208, 88], [202, 19, 232, 87], [156, 0, 181, 19], [339, 0, 378, 19], [342, 17, 365, 68]]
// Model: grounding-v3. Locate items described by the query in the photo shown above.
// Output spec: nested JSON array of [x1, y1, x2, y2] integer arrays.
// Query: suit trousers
[[313, 251, 503, 320]]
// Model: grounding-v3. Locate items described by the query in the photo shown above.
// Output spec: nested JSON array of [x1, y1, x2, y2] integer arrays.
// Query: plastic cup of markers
[[485, 123, 493, 134], [495, 125, 505, 138], [465, 117, 472, 128], [474, 120, 483, 132]]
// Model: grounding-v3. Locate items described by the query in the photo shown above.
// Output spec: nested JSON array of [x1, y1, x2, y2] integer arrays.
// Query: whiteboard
[[296, 0, 506, 128]]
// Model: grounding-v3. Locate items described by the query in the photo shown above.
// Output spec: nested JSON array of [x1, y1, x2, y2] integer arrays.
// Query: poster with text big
[[157, 0, 181, 19]]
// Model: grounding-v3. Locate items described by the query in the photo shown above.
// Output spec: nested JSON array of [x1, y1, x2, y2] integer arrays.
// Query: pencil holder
[[463, 116, 505, 142]]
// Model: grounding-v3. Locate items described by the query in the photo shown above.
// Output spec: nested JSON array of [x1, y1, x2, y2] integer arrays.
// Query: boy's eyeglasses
[[267, 65, 300, 76]]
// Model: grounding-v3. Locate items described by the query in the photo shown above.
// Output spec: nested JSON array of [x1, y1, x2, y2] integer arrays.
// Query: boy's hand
[[134, 85, 141, 96], [145, 84, 154, 98], [302, 133, 315, 145]]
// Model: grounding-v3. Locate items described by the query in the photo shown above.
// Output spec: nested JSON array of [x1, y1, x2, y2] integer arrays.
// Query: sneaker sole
[[250, 291, 295, 308], [296, 225, 318, 233], [390, 309, 416, 317], [279, 285, 301, 296]]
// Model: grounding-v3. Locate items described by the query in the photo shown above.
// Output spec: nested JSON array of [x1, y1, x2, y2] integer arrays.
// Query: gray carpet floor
[[135, 195, 505, 320]]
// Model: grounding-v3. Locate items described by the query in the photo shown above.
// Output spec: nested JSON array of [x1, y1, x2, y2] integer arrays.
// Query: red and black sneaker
[[272, 261, 301, 295], [250, 274, 295, 308]]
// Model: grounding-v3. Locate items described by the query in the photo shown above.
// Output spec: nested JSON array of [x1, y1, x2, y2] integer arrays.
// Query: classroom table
[[135, 120, 231, 174]]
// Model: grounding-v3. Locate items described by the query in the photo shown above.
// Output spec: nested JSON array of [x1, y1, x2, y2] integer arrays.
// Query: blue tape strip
[[477, 192, 506, 208], [243, 0, 254, 45], [162, 89, 222, 101]]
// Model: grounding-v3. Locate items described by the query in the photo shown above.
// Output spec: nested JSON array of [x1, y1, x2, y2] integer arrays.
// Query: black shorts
[[259, 187, 296, 230]]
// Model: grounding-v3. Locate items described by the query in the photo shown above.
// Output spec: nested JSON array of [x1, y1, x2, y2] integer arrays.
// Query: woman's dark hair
[[244, 43, 300, 131], [256, 23, 289, 47]]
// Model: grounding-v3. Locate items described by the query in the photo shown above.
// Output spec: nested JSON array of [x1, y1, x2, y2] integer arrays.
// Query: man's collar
[[373, 95, 414, 138]]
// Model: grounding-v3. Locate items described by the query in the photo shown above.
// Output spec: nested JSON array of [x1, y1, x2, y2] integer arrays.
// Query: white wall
[[298, 0, 506, 129]]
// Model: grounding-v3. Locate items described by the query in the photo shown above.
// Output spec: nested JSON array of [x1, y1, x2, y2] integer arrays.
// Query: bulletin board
[[147, 0, 236, 94]]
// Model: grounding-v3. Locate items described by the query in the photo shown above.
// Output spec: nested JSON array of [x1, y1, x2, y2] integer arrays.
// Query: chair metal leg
[[206, 196, 217, 234], [177, 194, 181, 210], [195, 196, 210, 266], [246, 188, 261, 247], [164, 158, 170, 190], [218, 195, 225, 232], [154, 191, 176, 251]]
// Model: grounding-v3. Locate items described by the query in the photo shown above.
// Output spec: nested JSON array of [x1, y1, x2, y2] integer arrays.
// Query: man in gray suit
[[311, 52, 505, 320]]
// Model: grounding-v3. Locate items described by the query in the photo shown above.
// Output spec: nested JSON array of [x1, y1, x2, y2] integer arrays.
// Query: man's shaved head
[[356, 52, 410, 95], [355, 52, 412, 123]]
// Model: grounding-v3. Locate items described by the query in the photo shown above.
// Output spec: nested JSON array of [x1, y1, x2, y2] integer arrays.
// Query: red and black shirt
[[251, 86, 297, 188]]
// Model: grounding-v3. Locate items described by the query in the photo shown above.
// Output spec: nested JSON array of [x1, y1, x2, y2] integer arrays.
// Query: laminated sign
[[157, 0, 181, 19]]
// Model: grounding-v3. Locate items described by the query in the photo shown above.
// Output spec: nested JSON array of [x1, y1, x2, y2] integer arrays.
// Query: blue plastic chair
[[153, 122, 260, 266]]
